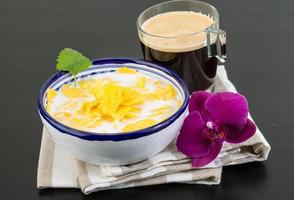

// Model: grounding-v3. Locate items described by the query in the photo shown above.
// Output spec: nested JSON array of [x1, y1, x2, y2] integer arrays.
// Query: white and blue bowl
[[38, 58, 189, 165]]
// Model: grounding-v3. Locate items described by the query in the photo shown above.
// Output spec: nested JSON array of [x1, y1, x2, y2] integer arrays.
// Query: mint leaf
[[56, 48, 92, 76]]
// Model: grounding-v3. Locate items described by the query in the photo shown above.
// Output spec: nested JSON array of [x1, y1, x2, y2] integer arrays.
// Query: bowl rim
[[38, 58, 189, 141]]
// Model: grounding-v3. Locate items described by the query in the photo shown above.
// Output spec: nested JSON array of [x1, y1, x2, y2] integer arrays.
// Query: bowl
[[38, 58, 189, 165]]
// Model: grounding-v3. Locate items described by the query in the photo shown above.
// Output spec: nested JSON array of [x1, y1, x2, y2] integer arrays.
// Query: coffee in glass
[[137, 0, 226, 93]]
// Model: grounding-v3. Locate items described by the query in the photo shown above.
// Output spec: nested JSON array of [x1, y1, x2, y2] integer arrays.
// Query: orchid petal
[[205, 92, 249, 127], [176, 112, 210, 157], [191, 141, 223, 167], [189, 91, 211, 121], [224, 119, 256, 143]]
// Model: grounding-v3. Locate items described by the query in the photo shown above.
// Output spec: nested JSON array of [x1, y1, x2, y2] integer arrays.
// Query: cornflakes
[[61, 85, 87, 98], [117, 67, 137, 74], [45, 67, 182, 133], [123, 119, 157, 132]]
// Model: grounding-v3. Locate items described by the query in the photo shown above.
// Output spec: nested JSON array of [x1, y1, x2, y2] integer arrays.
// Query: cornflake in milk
[[46, 67, 183, 133]]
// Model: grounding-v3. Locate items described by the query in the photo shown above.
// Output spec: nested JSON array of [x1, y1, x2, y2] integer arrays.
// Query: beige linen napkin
[[37, 66, 270, 194]]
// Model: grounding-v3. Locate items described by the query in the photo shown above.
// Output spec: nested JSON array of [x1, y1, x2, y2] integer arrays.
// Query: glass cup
[[137, 0, 226, 93]]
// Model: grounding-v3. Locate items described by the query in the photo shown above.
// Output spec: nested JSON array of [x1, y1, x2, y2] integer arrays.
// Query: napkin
[[37, 66, 270, 194]]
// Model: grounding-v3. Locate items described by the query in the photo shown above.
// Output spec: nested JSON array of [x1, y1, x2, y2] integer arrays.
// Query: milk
[[47, 68, 183, 133]]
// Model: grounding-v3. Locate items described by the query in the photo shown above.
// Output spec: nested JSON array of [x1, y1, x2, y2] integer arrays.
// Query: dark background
[[1, 0, 293, 199]]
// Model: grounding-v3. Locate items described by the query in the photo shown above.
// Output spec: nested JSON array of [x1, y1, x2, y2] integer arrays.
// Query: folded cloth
[[37, 66, 270, 194]]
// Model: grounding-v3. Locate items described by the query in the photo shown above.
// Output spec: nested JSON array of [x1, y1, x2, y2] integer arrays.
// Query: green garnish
[[56, 48, 92, 84]]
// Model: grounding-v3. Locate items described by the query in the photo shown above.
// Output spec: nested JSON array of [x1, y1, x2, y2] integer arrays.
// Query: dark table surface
[[1, 0, 293, 199]]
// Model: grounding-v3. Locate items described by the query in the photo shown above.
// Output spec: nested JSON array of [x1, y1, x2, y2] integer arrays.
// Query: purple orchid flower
[[176, 91, 256, 167]]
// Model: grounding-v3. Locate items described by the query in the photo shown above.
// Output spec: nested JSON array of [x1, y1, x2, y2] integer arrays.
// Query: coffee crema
[[140, 11, 215, 52]]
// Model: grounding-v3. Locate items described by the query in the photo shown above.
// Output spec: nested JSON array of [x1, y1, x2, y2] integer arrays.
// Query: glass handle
[[206, 29, 226, 63], [216, 29, 226, 63]]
